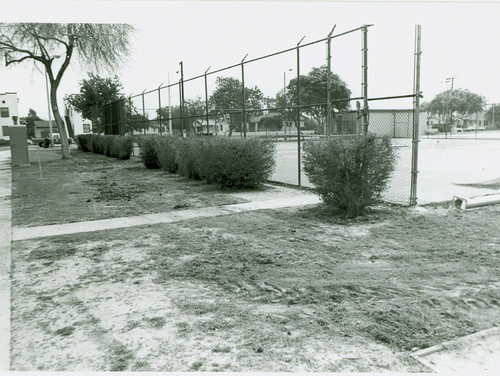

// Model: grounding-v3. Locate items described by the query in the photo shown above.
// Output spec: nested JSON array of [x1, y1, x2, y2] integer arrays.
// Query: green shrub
[[302, 134, 396, 217], [197, 138, 276, 188], [176, 137, 204, 180], [110, 136, 133, 160], [157, 136, 179, 173], [86, 135, 132, 160], [75, 134, 91, 152], [138, 136, 161, 169]]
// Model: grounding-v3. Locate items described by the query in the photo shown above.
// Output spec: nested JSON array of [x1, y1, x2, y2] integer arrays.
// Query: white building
[[65, 105, 92, 136], [0, 92, 20, 141]]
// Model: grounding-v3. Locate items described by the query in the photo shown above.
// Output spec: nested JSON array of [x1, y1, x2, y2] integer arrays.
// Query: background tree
[[426, 89, 486, 129], [65, 73, 124, 134], [209, 77, 264, 136], [259, 115, 283, 131], [485, 104, 500, 129], [0, 23, 134, 158], [20, 108, 43, 138], [286, 65, 351, 134], [156, 96, 207, 135]]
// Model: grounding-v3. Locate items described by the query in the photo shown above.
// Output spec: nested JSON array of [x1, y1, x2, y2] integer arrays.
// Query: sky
[[1, 0, 500, 120]]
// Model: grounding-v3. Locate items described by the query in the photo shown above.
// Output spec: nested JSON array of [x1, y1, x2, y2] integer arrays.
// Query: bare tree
[[0, 23, 134, 158]]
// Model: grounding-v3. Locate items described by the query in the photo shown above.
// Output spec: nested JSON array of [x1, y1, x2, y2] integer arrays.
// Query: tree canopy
[[20, 108, 43, 138], [485, 104, 500, 128], [156, 96, 207, 135], [285, 66, 351, 133], [65, 73, 124, 134], [0, 23, 134, 158], [425, 89, 486, 119], [209, 77, 264, 135]]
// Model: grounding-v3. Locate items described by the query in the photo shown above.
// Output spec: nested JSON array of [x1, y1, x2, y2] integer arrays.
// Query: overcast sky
[[1, 0, 499, 119]]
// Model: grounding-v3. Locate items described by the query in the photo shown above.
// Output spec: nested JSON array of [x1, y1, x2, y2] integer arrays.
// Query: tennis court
[[271, 135, 500, 205]]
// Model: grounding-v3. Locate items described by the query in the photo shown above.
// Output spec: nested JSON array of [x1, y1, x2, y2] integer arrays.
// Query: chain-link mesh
[[95, 25, 420, 206]]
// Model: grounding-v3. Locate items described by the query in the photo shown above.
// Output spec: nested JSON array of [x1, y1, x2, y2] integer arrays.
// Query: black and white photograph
[[0, 0, 499, 373]]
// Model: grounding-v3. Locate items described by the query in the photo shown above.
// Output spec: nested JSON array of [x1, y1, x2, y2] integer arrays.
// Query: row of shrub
[[138, 135, 276, 188], [76, 133, 396, 217], [76, 134, 133, 160]]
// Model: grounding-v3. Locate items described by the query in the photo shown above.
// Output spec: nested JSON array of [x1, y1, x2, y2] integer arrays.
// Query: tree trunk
[[50, 85, 70, 159]]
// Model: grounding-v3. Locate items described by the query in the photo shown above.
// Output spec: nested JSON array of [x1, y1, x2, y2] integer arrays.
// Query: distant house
[[65, 105, 92, 136], [194, 119, 229, 135], [0, 92, 19, 141], [34, 120, 59, 139]]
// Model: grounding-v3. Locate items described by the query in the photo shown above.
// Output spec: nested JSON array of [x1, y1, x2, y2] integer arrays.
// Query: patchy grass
[[11, 147, 248, 227], [10, 200, 500, 371]]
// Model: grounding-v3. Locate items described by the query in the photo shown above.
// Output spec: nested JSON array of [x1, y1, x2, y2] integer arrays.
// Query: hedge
[[196, 137, 276, 188], [77, 134, 133, 160], [136, 135, 275, 188], [302, 134, 396, 217]]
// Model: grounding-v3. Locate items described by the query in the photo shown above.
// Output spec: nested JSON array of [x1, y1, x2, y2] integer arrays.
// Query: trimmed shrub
[[302, 134, 396, 217], [157, 136, 179, 173], [75, 135, 91, 152], [85, 135, 132, 160], [176, 137, 204, 180], [196, 138, 276, 188], [110, 136, 133, 160], [138, 136, 161, 169]]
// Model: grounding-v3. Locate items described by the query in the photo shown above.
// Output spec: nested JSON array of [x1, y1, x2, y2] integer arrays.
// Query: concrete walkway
[[0, 150, 11, 371], [12, 193, 321, 241]]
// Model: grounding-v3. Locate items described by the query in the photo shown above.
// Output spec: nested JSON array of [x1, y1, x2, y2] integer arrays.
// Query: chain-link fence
[[94, 24, 422, 206]]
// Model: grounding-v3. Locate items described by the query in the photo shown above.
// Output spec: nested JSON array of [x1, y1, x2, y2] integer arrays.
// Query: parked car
[[465, 125, 486, 131], [452, 127, 464, 133]]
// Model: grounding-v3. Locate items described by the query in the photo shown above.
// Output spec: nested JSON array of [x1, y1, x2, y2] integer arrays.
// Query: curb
[[0, 150, 12, 370]]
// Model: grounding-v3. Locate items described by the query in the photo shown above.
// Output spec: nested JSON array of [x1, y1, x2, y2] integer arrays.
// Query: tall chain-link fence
[[92, 24, 422, 206]]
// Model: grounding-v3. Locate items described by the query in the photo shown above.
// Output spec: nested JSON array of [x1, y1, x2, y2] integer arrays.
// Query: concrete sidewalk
[[0, 150, 12, 371], [12, 192, 321, 241]]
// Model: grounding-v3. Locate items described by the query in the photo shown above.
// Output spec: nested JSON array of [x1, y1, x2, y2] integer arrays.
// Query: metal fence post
[[362, 25, 369, 134], [410, 24, 422, 206], [204, 66, 211, 135], [297, 36, 305, 187], [326, 25, 336, 137]]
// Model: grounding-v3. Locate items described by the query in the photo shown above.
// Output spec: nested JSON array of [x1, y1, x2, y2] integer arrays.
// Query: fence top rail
[[104, 25, 372, 104]]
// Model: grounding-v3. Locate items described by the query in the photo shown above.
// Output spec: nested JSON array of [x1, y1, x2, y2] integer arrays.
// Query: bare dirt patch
[[11, 148, 249, 227], [10, 201, 500, 371]]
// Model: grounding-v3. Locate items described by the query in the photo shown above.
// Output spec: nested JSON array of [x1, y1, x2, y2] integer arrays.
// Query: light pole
[[283, 68, 292, 134]]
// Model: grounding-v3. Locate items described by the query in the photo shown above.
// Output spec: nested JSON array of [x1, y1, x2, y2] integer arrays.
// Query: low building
[[65, 105, 92, 136], [0, 92, 20, 141], [335, 109, 428, 137], [34, 120, 59, 140]]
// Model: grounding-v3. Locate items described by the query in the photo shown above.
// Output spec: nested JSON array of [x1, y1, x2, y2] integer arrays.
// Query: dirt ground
[[11, 147, 248, 227], [9, 147, 500, 372]]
